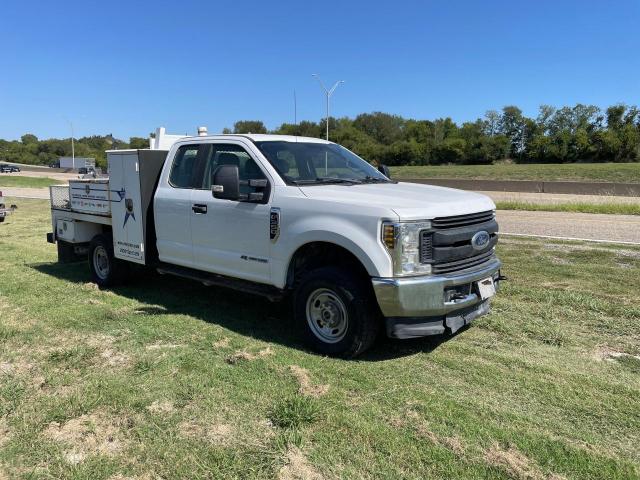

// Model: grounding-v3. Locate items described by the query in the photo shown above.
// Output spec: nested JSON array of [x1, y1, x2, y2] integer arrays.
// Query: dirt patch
[[278, 447, 324, 480], [108, 475, 154, 480], [484, 443, 564, 480], [100, 348, 130, 368], [43, 410, 127, 464], [442, 436, 465, 456], [549, 256, 571, 266], [289, 365, 329, 398], [390, 410, 465, 456], [0, 359, 34, 376], [178, 419, 233, 445], [485, 444, 538, 479], [225, 347, 273, 364], [145, 342, 182, 351], [146, 400, 174, 414], [0, 417, 10, 448], [213, 337, 230, 349], [593, 346, 640, 362]]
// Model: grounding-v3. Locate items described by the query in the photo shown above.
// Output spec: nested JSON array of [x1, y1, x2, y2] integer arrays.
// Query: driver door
[[189, 142, 272, 284]]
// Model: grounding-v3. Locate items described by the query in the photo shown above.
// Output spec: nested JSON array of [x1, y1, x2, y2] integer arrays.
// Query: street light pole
[[64, 118, 75, 167], [312, 74, 344, 141]]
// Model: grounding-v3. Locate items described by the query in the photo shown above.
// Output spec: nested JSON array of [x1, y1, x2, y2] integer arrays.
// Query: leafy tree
[[21, 134, 38, 144], [129, 137, 148, 149], [233, 121, 267, 134]]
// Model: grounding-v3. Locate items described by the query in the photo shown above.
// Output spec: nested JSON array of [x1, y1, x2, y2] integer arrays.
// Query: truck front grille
[[431, 210, 495, 229], [431, 250, 495, 275], [420, 210, 498, 274]]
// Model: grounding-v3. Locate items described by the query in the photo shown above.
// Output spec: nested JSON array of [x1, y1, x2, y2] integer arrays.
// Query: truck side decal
[[270, 208, 280, 241]]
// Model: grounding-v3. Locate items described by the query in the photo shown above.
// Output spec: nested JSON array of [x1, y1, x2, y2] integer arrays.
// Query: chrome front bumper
[[372, 259, 501, 338]]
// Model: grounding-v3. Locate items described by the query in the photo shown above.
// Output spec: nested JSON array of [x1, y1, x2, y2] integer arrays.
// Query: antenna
[[294, 89, 298, 142]]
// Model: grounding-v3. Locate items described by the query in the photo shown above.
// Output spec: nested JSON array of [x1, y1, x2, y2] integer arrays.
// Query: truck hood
[[299, 181, 496, 220]]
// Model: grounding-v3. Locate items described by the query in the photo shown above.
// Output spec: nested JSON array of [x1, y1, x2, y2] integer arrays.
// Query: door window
[[169, 145, 201, 188], [200, 144, 267, 196]]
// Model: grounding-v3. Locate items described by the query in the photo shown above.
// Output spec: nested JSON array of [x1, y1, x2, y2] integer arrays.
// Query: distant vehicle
[[0, 164, 20, 173], [59, 156, 95, 170], [78, 167, 89, 175], [49, 161, 60, 168]]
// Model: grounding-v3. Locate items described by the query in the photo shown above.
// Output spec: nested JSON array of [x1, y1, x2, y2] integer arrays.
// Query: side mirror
[[212, 165, 240, 200], [378, 164, 391, 179]]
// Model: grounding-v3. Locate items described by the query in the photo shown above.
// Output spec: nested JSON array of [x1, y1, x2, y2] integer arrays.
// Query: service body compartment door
[[69, 181, 111, 214], [109, 152, 146, 264]]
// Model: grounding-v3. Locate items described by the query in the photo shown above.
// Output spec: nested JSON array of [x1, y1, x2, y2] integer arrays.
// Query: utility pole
[[312, 74, 344, 141]]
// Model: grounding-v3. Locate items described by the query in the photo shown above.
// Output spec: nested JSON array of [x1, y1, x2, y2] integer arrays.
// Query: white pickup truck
[[47, 132, 502, 357]]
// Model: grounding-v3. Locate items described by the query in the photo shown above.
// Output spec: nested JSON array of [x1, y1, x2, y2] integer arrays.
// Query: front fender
[[271, 215, 393, 288]]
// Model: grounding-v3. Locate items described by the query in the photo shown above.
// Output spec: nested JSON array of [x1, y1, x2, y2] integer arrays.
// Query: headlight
[[381, 220, 432, 276]]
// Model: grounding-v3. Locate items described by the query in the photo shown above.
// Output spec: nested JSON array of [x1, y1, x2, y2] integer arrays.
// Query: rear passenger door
[[154, 144, 201, 268], [189, 142, 272, 284]]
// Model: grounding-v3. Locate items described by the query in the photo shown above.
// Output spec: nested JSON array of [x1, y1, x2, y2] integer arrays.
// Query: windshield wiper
[[292, 177, 362, 185], [361, 176, 390, 183]]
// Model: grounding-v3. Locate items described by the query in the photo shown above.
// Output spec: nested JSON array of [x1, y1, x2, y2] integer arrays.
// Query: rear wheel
[[88, 234, 128, 287], [294, 266, 380, 358]]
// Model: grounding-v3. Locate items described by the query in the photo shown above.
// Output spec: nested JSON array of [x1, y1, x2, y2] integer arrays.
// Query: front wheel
[[294, 266, 380, 358], [88, 234, 128, 287]]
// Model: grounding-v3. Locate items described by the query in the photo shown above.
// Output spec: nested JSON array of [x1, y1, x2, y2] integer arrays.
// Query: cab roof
[[183, 134, 332, 144]]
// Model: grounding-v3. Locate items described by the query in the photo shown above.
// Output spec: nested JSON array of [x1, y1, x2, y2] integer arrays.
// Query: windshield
[[253, 141, 390, 185]]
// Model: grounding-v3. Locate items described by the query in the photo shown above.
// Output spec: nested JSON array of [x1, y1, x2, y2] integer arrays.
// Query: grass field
[[495, 201, 640, 216], [391, 163, 640, 183], [0, 176, 61, 188], [1, 198, 639, 479]]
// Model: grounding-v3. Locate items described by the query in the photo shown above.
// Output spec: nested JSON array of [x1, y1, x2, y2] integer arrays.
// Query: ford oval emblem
[[471, 231, 491, 250]]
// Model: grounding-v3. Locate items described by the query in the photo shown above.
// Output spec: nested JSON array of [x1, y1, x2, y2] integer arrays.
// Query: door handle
[[192, 204, 207, 214]]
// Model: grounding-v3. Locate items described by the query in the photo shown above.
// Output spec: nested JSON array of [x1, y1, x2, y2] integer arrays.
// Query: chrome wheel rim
[[306, 288, 348, 343], [93, 245, 110, 280]]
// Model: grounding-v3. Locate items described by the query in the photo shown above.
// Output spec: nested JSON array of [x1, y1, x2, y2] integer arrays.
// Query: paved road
[[480, 190, 640, 206], [496, 210, 640, 244], [1, 187, 49, 199], [3, 188, 639, 244]]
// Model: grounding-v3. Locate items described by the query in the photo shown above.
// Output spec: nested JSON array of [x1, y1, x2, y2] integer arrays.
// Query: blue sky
[[1, 0, 638, 140]]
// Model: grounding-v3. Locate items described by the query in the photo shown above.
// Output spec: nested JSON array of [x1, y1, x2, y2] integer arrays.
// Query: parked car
[[47, 133, 502, 357], [0, 164, 20, 173]]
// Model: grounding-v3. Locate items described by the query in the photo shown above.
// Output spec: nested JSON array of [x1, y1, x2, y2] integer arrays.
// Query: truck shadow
[[32, 262, 451, 361]]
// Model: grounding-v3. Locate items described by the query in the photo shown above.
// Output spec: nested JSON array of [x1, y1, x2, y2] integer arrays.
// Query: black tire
[[88, 234, 128, 287], [293, 266, 380, 358], [0, 217, 4, 223]]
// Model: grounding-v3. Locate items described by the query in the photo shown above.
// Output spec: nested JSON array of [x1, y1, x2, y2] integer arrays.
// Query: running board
[[156, 263, 285, 302]]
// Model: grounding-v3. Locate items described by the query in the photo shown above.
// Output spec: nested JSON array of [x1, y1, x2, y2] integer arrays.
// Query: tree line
[[2, 104, 639, 168], [0, 134, 149, 168], [229, 104, 640, 165]]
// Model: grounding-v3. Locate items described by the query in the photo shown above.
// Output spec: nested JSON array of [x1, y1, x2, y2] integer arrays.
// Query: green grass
[[1, 198, 639, 479], [0, 175, 61, 188], [496, 201, 640, 216], [391, 162, 640, 183]]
